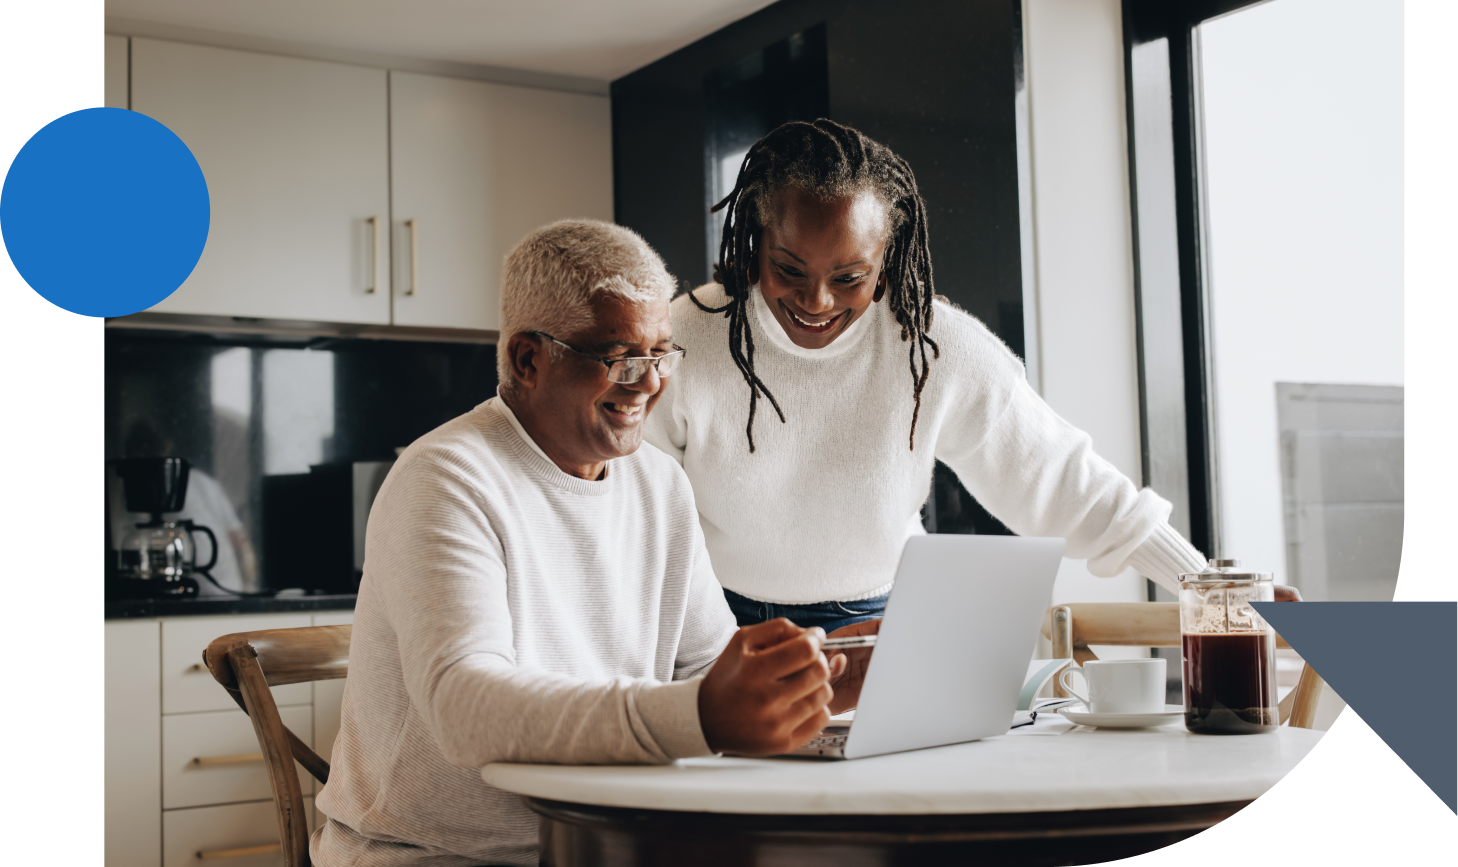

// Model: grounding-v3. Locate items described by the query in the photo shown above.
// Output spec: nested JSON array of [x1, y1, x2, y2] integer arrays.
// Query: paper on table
[[1001, 708, 1077, 737]]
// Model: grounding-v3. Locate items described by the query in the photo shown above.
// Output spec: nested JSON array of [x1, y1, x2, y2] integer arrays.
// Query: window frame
[[1121, 0, 1269, 575]]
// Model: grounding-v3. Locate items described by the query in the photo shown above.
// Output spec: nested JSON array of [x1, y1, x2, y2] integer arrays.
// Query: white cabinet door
[[132, 38, 391, 323], [106, 620, 162, 867], [389, 72, 613, 330], [105, 35, 128, 109]]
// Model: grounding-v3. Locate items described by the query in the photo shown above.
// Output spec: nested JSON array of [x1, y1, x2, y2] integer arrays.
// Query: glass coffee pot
[[117, 518, 217, 590], [113, 457, 216, 598], [1180, 559, 1280, 734]]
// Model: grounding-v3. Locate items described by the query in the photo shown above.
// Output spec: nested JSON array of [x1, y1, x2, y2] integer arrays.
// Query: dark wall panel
[[612, 0, 1023, 351]]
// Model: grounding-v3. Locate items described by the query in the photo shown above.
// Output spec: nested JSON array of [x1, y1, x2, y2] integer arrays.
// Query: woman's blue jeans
[[722, 588, 887, 634]]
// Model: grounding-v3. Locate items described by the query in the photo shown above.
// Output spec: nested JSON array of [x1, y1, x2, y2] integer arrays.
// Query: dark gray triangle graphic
[[1252, 601, 1456, 813]]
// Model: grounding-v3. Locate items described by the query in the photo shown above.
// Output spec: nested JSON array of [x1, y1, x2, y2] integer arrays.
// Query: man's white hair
[[497, 219, 676, 391]]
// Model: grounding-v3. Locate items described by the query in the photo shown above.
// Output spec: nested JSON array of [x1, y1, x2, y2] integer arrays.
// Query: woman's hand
[[823, 618, 881, 714], [1274, 585, 1303, 602]]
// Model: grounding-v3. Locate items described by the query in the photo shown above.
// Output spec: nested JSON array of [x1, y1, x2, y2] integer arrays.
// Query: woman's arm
[[935, 375, 1206, 593]]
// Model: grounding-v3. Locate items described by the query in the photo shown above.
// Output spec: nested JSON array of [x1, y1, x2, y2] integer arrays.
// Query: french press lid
[[1178, 558, 1274, 584]]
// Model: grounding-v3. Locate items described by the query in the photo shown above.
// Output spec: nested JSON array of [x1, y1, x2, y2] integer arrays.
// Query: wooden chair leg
[[1050, 606, 1072, 697], [1285, 662, 1325, 730], [230, 644, 313, 867]]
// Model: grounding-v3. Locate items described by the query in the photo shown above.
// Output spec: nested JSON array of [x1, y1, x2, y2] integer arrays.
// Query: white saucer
[[1058, 705, 1185, 729]]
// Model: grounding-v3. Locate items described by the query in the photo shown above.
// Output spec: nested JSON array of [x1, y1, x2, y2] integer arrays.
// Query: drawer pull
[[186, 663, 207, 673], [197, 843, 281, 860], [192, 752, 264, 767]]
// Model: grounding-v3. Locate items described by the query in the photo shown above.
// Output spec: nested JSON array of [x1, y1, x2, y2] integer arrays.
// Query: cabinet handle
[[197, 843, 281, 860], [404, 218, 419, 296], [192, 751, 264, 767], [365, 215, 380, 294], [186, 663, 206, 673]]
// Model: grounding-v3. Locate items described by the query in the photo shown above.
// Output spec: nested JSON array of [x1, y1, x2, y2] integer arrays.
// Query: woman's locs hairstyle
[[690, 119, 941, 453]]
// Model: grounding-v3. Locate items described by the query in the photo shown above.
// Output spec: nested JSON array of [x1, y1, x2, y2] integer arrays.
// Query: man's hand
[[824, 618, 880, 714], [698, 619, 846, 756]]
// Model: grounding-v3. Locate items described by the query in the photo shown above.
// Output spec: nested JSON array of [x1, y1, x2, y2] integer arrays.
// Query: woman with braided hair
[[644, 118, 1212, 635]]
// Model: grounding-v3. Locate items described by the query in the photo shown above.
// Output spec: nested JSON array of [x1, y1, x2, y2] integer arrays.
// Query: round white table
[[484, 723, 1324, 866]]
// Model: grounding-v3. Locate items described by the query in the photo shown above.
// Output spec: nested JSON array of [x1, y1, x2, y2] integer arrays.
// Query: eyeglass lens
[[606, 352, 684, 384]]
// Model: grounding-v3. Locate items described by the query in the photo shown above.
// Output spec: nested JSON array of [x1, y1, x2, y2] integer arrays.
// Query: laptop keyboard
[[803, 731, 849, 749]]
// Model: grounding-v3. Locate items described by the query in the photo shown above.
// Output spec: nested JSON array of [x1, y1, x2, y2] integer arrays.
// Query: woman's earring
[[873, 274, 887, 303]]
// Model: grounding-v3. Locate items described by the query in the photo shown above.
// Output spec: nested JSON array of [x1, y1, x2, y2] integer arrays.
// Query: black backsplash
[[105, 328, 499, 593]]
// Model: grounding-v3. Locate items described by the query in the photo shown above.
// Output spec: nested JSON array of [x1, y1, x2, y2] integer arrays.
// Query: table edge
[[524, 795, 1258, 836]]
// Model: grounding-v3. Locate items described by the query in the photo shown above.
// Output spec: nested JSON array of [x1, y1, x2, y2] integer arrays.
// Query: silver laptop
[[789, 534, 1065, 760]]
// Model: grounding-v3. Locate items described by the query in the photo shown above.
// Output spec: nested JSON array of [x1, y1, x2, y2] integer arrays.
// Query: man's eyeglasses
[[531, 332, 687, 384]]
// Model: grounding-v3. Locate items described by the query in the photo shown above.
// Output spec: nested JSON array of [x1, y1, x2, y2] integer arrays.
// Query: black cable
[[193, 567, 275, 598]]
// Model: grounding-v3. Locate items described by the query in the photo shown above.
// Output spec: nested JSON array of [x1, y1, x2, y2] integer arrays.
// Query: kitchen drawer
[[163, 797, 315, 867], [311, 612, 354, 763], [164, 615, 313, 713], [164, 706, 314, 809]]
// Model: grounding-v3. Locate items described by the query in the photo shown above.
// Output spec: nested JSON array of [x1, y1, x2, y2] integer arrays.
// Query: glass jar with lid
[[1180, 559, 1280, 734]]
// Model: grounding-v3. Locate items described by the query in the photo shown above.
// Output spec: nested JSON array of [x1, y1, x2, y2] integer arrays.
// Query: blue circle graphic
[[1, 107, 209, 318]]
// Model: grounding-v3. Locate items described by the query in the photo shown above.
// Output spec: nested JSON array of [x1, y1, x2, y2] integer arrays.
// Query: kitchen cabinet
[[389, 72, 613, 330], [162, 615, 313, 714], [112, 33, 611, 332], [163, 798, 315, 867], [131, 38, 392, 324], [105, 609, 353, 867], [105, 35, 128, 109], [311, 611, 355, 767], [106, 619, 162, 867], [162, 705, 315, 810]]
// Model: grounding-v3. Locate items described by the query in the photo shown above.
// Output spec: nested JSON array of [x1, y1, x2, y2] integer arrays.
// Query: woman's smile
[[779, 300, 847, 335]]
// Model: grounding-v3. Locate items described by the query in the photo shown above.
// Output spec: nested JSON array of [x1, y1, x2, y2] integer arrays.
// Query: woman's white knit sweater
[[644, 284, 1208, 604]]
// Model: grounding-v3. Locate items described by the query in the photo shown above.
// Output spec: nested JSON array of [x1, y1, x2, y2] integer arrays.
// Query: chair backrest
[[1040, 603, 1324, 729], [203, 625, 352, 867]]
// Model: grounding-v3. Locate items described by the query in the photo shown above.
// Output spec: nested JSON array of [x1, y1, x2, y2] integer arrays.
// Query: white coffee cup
[[1057, 658, 1167, 714]]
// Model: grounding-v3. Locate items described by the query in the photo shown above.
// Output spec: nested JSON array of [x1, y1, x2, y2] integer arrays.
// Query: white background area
[[1200, 0, 1405, 582]]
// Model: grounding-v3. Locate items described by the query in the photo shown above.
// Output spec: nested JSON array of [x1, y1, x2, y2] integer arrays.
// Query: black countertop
[[105, 593, 357, 620]]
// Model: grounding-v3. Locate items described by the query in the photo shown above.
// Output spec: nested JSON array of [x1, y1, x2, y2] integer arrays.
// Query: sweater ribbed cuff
[[634, 678, 715, 760], [1126, 523, 1208, 595]]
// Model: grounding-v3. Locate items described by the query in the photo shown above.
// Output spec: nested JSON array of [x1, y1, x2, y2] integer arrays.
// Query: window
[[1124, 0, 1402, 601]]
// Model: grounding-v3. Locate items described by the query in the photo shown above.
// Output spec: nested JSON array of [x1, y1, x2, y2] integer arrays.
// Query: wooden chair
[[1041, 603, 1325, 729], [202, 625, 352, 867]]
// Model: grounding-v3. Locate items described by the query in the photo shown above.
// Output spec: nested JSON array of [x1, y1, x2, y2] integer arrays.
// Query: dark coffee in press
[[1182, 632, 1279, 734]]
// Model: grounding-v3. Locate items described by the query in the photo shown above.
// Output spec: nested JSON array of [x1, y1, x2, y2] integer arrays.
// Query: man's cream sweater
[[313, 398, 738, 867], [644, 284, 1207, 604]]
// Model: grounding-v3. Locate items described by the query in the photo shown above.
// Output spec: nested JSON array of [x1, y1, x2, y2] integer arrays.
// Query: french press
[[1179, 559, 1280, 735]]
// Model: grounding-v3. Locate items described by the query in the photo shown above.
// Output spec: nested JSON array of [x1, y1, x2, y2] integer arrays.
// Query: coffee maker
[[111, 457, 217, 599]]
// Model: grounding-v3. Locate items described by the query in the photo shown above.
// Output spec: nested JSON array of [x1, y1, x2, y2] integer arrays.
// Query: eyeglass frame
[[529, 331, 687, 384]]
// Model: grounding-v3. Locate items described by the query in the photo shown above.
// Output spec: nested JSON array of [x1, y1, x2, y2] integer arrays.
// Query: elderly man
[[312, 220, 844, 867]]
